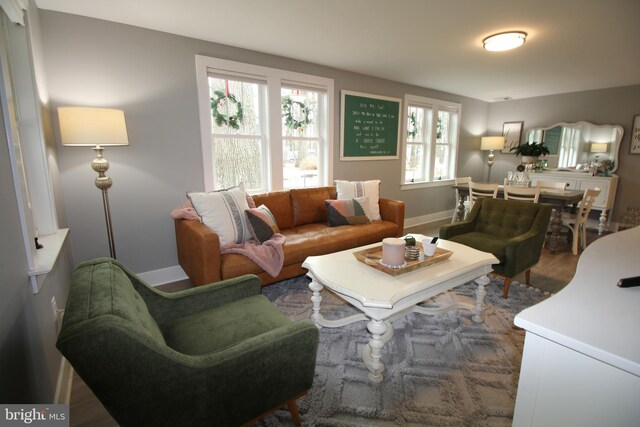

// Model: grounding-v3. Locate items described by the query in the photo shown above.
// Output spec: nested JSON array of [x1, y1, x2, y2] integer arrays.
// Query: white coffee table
[[302, 235, 498, 382]]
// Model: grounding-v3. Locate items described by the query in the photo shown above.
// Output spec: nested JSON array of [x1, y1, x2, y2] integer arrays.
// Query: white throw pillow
[[187, 186, 252, 246], [335, 180, 381, 220]]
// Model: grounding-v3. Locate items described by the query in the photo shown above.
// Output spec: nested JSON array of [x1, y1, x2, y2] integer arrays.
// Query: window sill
[[28, 228, 70, 294], [401, 180, 453, 191]]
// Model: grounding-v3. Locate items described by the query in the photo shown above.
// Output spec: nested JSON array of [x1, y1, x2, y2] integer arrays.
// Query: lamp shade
[[590, 143, 608, 153], [58, 107, 129, 146], [481, 136, 505, 151]]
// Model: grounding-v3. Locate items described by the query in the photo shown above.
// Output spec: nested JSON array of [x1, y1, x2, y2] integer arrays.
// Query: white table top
[[515, 226, 640, 376], [302, 234, 498, 310]]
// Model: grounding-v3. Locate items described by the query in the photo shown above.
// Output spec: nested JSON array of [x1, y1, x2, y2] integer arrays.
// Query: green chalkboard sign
[[340, 91, 401, 160]]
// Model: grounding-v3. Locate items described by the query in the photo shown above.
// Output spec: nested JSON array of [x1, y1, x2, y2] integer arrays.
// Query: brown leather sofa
[[175, 186, 405, 286]]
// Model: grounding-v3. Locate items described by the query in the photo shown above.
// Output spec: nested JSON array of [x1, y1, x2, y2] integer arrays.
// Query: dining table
[[452, 184, 585, 254]]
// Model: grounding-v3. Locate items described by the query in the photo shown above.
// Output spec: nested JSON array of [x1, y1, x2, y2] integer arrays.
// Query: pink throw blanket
[[171, 200, 285, 277], [221, 233, 286, 278]]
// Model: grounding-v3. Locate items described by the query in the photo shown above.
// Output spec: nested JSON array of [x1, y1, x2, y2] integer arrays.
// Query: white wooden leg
[[598, 209, 608, 236], [473, 275, 490, 323], [309, 279, 324, 328], [362, 319, 391, 382]]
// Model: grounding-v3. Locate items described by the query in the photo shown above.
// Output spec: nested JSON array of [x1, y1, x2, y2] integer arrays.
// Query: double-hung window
[[402, 94, 461, 186], [196, 56, 333, 192]]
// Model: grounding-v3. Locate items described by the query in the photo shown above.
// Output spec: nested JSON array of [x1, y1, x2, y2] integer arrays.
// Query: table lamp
[[481, 136, 505, 182], [58, 106, 129, 259], [590, 143, 607, 163]]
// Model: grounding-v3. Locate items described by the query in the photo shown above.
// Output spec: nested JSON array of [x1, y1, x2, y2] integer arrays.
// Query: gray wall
[[39, 11, 489, 274], [486, 86, 640, 221], [0, 94, 73, 404]]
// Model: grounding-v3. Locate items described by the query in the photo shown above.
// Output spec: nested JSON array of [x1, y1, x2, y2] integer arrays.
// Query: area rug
[[255, 275, 549, 427]]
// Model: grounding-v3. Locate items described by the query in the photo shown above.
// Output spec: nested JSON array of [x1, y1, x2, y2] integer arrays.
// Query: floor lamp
[[481, 136, 505, 182], [58, 107, 129, 259]]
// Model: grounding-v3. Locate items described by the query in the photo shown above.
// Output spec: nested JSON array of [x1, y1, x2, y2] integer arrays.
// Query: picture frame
[[340, 90, 401, 161], [501, 121, 524, 153], [630, 114, 640, 154]]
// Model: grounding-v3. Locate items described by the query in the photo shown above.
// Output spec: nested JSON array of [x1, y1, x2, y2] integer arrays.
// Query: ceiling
[[34, 0, 640, 102]]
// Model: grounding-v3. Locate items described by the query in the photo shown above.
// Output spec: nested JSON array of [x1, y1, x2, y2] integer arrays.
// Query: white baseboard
[[137, 211, 453, 287], [138, 264, 188, 287], [404, 210, 454, 228], [54, 356, 73, 405]]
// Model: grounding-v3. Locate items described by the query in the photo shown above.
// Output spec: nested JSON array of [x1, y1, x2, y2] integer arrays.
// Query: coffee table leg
[[309, 279, 324, 328], [362, 319, 393, 383], [473, 275, 490, 323]]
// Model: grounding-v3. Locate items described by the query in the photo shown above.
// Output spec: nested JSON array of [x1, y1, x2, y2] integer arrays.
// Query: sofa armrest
[[175, 219, 222, 286], [379, 197, 405, 236], [439, 201, 481, 239], [128, 273, 262, 327]]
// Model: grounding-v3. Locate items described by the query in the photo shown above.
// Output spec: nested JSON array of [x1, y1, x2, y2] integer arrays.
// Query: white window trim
[[195, 55, 334, 192], [400, 94, 461, 190], [1, 6, 62, 293]]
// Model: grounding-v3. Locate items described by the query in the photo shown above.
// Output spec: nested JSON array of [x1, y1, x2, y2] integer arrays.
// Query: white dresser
[[530, 171, 618, 232], [512, 226, 640, 427]]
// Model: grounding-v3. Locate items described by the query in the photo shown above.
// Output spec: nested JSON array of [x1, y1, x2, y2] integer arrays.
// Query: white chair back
[[536, 180, 567, 191], [564, 187, 601, 255], [504, 179, 540, 203], [468, 181, 498, 208], [451, 177, 471, 222]]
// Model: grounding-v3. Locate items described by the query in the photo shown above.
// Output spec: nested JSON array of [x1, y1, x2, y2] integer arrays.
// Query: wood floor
[[67, 220, 602, 426]]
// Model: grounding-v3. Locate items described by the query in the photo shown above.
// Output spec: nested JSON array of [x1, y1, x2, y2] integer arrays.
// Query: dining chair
[[536, 180, 568, 191], [504, 179, 540, 203], [451, 176, 472, 222], [468, 181, 498, 209], [562, 187, 601, 255]]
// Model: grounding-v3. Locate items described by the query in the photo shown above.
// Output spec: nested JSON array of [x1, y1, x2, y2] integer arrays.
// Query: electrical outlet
[[51, 297, 57, 322]]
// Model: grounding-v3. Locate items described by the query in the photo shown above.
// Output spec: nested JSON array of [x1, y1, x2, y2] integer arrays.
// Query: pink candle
[[382, 237, 405, 267]]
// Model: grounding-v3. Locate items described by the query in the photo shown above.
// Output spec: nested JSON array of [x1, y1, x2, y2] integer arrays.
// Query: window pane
[[437, 111, 450, 143], [407, 106, 423, 142], [214, 137, 263, 190], [281, 88, 319, 137], [283, 139, 318, 189], [434, 144, 450, 180], [405, 144, 425, 182], [209, 77, 262, 135]]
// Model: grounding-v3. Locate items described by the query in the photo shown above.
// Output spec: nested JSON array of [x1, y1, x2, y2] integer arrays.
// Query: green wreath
[[282, 96, 312, 131], [407, 112, 418, 138], [211, 90, 244, 130]]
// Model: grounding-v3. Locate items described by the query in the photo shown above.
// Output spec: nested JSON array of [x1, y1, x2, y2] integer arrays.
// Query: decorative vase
[[521, 155, 536, 164]]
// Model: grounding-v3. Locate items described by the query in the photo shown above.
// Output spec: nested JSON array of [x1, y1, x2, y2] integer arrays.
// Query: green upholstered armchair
[[56, 258, 319, 427], [439, 198, 551, 298]]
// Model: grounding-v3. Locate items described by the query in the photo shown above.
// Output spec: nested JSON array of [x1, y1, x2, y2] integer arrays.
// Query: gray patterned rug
[[256, 274, 548, 427]]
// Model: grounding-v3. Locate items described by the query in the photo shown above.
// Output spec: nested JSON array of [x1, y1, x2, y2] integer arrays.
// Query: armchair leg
[[241, 391, 307, 427], [287, 399, 302, 426], [503, 277, 512, 299], [525, 269, 531, 286]]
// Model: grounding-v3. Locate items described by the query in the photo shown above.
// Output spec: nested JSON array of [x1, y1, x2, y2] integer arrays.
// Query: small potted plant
[[510, 142, 551, 164]]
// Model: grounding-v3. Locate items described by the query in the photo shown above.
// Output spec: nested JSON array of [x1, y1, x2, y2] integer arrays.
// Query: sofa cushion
[[448, 232, 508, 263], [290, 187, 333, 226], [252, 190, 294, 230], [164, 294, 290, 355], [245, 205, 280, 244], [335, 180, 381, 220], [188, 186, 252, 246], [325, 197, 371, 226]]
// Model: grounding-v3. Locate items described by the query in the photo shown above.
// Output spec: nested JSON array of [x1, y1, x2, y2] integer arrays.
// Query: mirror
[[526, 121, 623, 173]]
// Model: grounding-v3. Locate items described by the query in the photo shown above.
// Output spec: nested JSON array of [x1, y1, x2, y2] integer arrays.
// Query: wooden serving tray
[[353, 242, 453, 276]]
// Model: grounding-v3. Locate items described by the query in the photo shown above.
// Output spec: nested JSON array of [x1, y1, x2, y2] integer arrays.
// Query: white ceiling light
[[483, 31, 527, 52]]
